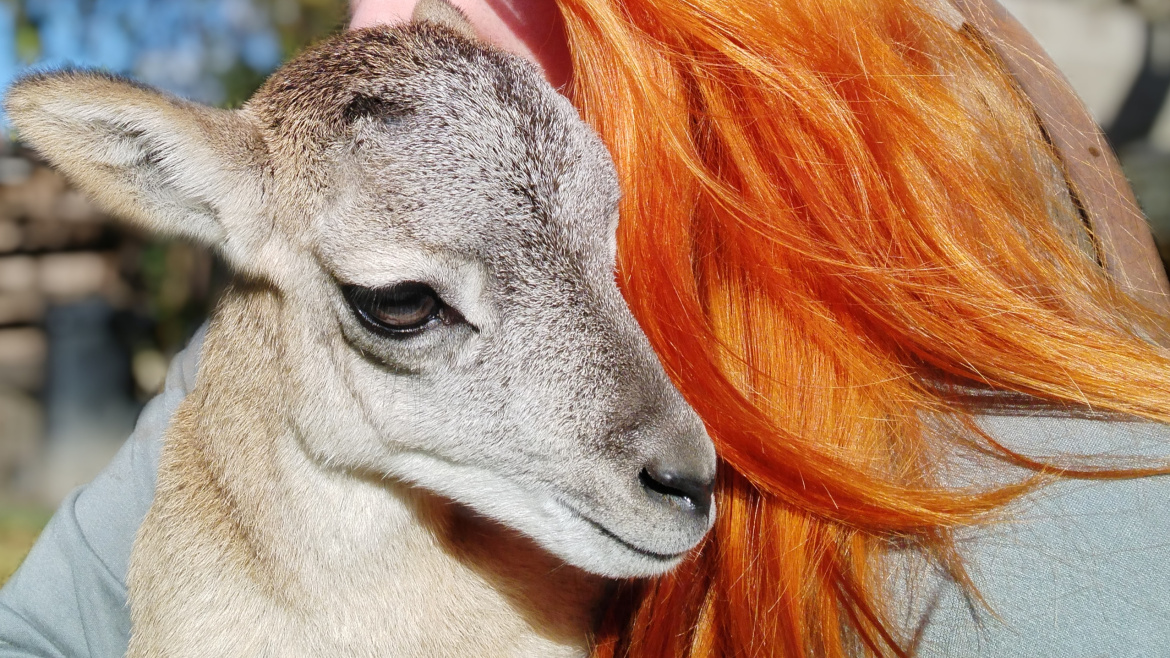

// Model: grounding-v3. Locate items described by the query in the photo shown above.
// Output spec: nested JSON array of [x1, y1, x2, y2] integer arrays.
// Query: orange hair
[[554, 0, 1170, 655]]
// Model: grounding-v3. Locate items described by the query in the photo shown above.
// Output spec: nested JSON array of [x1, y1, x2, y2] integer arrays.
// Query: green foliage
[[0, 505, 51, 586], [270, 0, 348, 59], [14, 22, 37, 63]]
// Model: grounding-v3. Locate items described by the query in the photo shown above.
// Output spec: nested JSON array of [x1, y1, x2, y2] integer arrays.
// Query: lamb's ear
[[412, 0, 477, 40], [5, 71, 266, 270]]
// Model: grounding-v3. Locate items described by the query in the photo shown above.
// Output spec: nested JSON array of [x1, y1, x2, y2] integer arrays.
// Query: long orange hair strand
[[554, 0, 1170, 655]]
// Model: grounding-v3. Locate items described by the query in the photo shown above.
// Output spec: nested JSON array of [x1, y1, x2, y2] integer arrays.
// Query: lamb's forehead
[[337, 78, 617, 255], [250, 22, 604, 187], [256, 24, 620, 275], [318, 103, 620, 285]]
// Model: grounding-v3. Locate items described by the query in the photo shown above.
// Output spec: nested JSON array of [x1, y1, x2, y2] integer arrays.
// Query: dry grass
[[0, 505, 51, 587]]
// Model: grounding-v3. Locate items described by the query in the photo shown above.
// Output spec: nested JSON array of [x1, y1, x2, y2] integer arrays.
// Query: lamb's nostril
[[640, 464, 714, 516]]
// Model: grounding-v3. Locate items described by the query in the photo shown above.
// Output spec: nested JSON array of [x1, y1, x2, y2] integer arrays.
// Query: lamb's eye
[[342, 282, 451, 336]]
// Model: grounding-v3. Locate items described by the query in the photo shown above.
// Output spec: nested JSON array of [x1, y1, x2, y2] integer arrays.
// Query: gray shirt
[[1, 327, 1168, 656], [0, 326, 201, 658], [895, 416, 1170, 656]]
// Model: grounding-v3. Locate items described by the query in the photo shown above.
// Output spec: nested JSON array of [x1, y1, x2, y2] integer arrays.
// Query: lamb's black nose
[[640, 463, 715, 516]]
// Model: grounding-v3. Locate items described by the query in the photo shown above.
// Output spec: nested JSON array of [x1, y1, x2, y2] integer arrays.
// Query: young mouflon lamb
[[6, 1, 716, 655]]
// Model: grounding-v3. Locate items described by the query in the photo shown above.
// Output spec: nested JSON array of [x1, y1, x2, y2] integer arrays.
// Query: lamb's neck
[[186, 286, 604, 655]]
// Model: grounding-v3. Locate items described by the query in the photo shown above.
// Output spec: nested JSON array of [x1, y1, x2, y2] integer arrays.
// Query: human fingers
[[349, 0, 571, 89]]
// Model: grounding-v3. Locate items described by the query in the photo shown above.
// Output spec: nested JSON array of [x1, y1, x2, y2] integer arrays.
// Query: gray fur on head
[[5, 0, 715, 585]]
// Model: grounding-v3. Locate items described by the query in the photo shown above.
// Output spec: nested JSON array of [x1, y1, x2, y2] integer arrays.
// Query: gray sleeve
[[0, 326, 204, 658], [896, 416, 1170, 658]]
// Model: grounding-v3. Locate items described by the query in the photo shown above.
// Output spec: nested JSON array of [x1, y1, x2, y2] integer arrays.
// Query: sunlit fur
[[556, 0, 1170, 655], [7, 8, 719, 654]]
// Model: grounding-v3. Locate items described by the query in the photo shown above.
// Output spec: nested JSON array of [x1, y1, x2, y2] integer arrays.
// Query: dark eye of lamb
[[342, 282, 449, 337]]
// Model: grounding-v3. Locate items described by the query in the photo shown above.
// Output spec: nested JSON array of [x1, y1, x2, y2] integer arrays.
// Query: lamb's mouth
[[555, 498, 689, 563], [380, 450, 694, 570]]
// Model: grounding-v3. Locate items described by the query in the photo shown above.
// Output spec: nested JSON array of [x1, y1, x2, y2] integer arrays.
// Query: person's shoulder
[[0, 325, 205, 657], [897, 416, 1170, 657]]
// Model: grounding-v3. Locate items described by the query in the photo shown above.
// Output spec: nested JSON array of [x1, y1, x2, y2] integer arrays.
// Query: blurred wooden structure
[[0, 144, 212, 502]]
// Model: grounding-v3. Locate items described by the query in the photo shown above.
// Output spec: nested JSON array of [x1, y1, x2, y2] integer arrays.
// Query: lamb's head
[[4, 0, 715, 578]]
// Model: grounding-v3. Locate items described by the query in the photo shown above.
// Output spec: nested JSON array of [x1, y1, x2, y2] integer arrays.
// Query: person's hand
[[349, 0, 571, 89]]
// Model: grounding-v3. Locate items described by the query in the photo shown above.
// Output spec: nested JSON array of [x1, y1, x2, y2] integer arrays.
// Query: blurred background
[[0, 0, 1169, 583], [0, 0, 346, 581]]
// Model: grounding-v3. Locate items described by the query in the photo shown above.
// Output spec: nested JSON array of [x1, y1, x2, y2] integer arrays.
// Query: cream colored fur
[[5, 1, 717, 654], [129, 287, 603, 656]]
